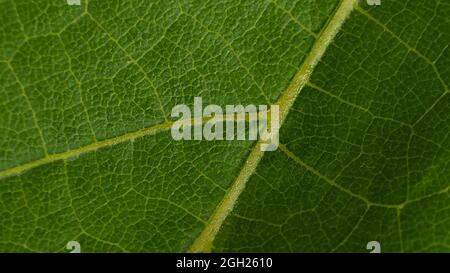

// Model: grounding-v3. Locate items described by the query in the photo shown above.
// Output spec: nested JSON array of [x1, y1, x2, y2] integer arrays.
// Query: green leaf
[[0, 0, 448, 252]]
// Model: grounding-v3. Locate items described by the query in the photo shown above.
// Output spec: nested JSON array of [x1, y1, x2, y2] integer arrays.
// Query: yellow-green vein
[[188, 0, 359, 253]]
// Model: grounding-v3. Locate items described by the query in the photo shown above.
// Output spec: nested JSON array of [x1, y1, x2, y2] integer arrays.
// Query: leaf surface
[[0, 0, 449, 252]]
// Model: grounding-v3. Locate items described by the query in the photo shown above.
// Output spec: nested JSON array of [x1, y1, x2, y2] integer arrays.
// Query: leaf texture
[[0, 0, 449, 252]]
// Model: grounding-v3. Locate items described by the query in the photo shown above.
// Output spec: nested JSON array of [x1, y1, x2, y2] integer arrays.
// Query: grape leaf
[[0, 0, 449, 252]]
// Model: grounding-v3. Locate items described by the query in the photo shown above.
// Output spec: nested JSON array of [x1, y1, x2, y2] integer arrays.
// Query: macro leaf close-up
[[0, 0, 449, 254]]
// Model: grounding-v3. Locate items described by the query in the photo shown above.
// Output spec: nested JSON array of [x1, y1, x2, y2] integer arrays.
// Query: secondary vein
[[0, 121, 173, 180], [0, 113, 265, 180]]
